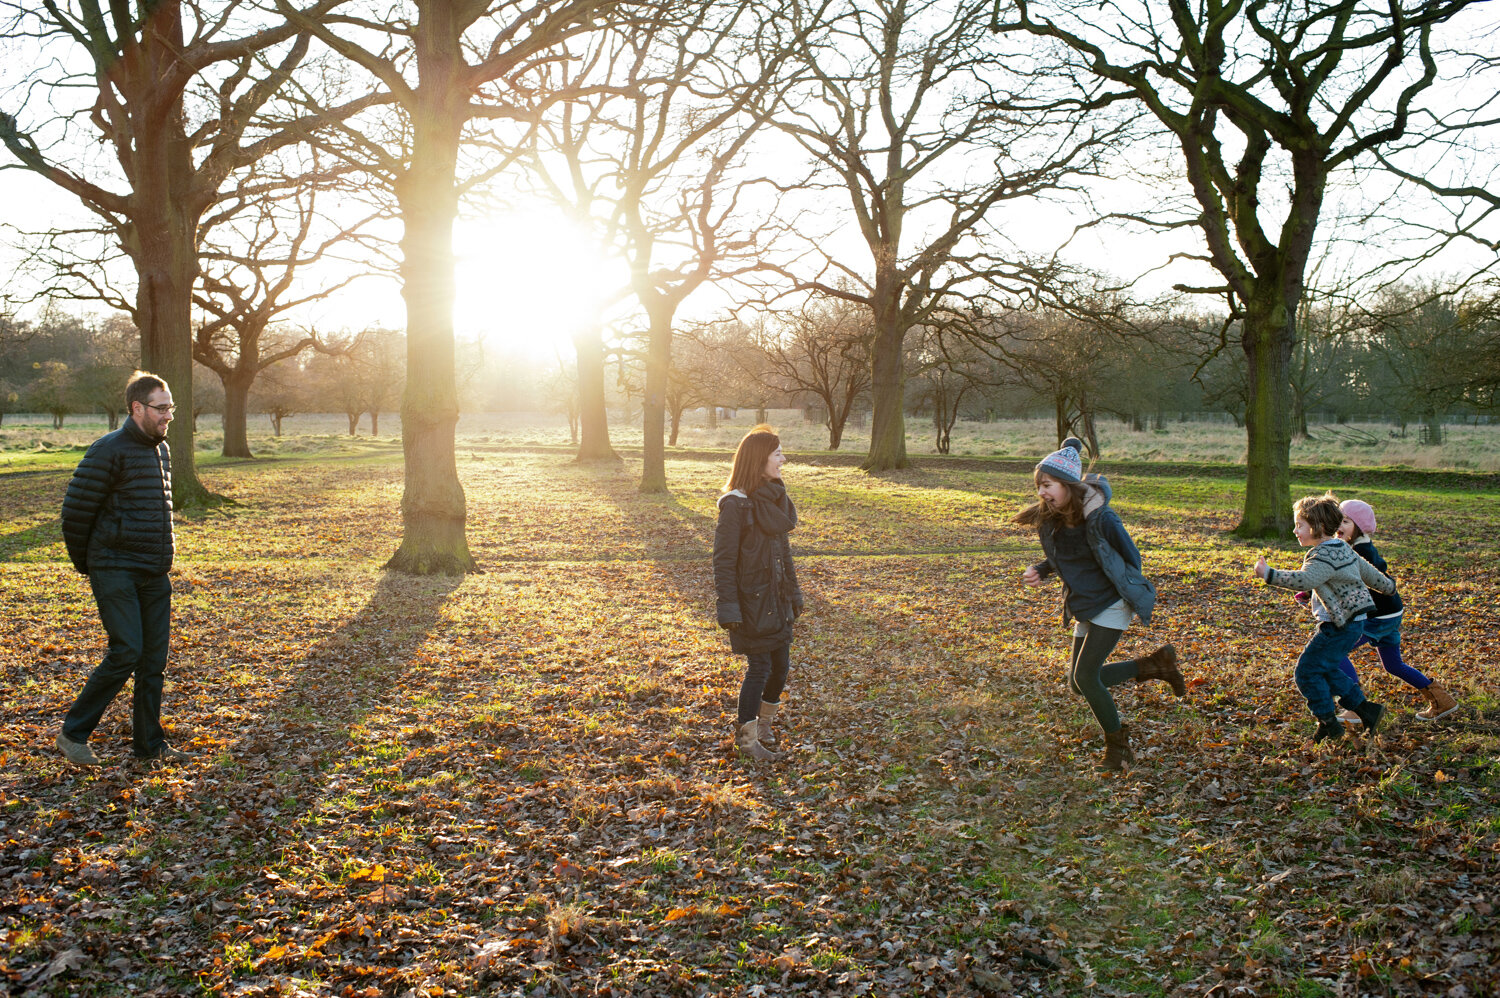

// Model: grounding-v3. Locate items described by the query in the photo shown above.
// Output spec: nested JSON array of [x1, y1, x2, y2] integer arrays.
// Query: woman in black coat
[[713, 425, 803, 761]]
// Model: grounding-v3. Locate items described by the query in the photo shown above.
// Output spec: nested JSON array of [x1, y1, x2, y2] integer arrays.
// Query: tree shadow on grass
[[232, 571, 463, 762], [549, 456, 717, 562], [0, 520, 64, 560]]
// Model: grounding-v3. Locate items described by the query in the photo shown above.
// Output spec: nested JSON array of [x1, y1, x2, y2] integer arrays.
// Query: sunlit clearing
[[453, 210, 615, 356]]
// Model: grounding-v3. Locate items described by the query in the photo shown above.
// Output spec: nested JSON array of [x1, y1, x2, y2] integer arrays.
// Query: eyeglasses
[[142, 403, 177, 414]]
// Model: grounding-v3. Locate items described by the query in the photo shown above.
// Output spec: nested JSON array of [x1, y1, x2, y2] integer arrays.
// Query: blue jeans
[[1296, 620, 1368, 718], [61, 570, 172, 756], [738, 644, 791, 724]]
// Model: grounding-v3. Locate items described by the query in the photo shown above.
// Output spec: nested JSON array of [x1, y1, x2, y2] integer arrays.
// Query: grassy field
[[1, 427, 1498, 996], [4, 410, 1500, 472]]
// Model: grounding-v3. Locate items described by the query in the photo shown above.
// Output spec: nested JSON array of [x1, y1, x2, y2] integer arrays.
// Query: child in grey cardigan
[[1254, 493, 1397, 743]]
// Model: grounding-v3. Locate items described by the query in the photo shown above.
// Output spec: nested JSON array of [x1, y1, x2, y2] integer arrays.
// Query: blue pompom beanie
[[1037, 436, 1086, 484]]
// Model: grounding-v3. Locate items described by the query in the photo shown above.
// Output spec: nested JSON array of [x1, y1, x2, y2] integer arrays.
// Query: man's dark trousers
[[60, 569, 171, 756]]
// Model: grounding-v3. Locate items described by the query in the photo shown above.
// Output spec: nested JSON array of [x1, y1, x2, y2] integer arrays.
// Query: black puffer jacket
[[713, 480, 804, 654], [61, 418, 174, 575], [1032, 473, 1155, 627]]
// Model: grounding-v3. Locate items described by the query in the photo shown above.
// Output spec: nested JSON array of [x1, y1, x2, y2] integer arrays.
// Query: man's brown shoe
[[135, 744, 193, 765], [56, 733, 100, 766]]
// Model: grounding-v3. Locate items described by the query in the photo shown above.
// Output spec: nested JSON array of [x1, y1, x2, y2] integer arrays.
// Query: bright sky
[[281, 208, 628, 358], [4, 6, 1499, 348], [0, 170, 628, 360]]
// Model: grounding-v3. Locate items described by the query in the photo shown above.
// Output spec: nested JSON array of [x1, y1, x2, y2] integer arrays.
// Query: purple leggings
[[1336, 616, 1430, 690]]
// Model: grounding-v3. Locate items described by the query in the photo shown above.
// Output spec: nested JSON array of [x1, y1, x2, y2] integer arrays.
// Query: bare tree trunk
[[347, 411, 360, 435], [829, 383, 860, 450], [573, 323, 618, 462], [222, 374, 254, 458], [370, 411, 380, 435], [706, 405, 717, 429], [385, 91, 477, 574], [1055, 393, 1069, 445], [863, 321, 908, 471], [668, 405, 683, 446], [1238, 294, 1295, 538], [639, 314, 672, 493]]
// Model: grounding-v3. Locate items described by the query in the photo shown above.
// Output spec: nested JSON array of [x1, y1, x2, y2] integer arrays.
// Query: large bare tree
[[526, 0, 808, 492], [279, 0, 631, 570], [750, 295, 871, 450], [766, 0, 1125, 472], [1001, 0, 1493, 535], [194, 158, 383, 457], [0, 0, 360, 504]]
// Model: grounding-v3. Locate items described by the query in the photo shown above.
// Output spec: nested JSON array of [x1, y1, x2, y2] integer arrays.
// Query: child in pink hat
[[1332, 496, 1459, 722]]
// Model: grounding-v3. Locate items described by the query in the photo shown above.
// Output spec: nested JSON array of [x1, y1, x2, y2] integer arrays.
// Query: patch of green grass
[[1289, 976, 1337, 998]]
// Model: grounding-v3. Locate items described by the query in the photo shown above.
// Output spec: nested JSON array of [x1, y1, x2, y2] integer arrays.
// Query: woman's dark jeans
[[61, 569, 172, 756], [738, 643, 791, 724]]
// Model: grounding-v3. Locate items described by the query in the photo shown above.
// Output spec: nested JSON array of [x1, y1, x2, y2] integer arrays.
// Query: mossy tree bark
[[1238, 291, 1297, 537], [862, 318, 910, 471], [384, 33, 476, 575], [638, 312, 673, 494]]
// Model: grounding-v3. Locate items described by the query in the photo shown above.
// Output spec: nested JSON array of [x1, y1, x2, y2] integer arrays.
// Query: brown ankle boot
[[1416, 682, 1458, 720], [734, 719, 782, 761], [1099, 724, 1134, 771], [1134, 644, 1185, 697]]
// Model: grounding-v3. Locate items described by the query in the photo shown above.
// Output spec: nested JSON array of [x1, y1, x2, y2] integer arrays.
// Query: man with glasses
[[55, 371, 191, 766]]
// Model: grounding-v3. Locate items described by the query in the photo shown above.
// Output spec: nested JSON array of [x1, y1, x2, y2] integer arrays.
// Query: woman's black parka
[[712, 480, 803, 654]]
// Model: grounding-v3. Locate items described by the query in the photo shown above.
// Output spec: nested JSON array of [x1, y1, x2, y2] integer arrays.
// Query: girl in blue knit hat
[[1014, 437, 1183, 771]]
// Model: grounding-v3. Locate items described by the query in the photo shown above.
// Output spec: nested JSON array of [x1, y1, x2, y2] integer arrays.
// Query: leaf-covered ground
[[2, 446, 1498, 996]]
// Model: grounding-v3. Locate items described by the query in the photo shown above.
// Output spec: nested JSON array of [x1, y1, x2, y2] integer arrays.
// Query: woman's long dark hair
[[724, 424, 780, 495], [1013, 470, 1088, 528]]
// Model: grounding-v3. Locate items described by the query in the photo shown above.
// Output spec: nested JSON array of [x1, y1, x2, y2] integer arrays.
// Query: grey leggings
[[1068, 623, 1140, 734]]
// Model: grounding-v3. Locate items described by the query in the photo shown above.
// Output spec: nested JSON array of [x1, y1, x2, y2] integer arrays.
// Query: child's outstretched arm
[[1354, 554, 1396, 595], [1256, 555, 1336, 592]]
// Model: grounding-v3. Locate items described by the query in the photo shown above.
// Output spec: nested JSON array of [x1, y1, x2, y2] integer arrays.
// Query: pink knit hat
[[1339, 498, 1376, 536]]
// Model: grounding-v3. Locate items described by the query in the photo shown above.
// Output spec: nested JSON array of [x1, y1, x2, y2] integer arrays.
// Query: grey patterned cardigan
[[1262, 539, 1396, 628]]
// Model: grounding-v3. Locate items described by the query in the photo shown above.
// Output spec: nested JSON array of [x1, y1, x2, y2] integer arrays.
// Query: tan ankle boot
[[735, 719, 782, 761], [1416, 682, 1459, 721], [757, 701, 781, 750]]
